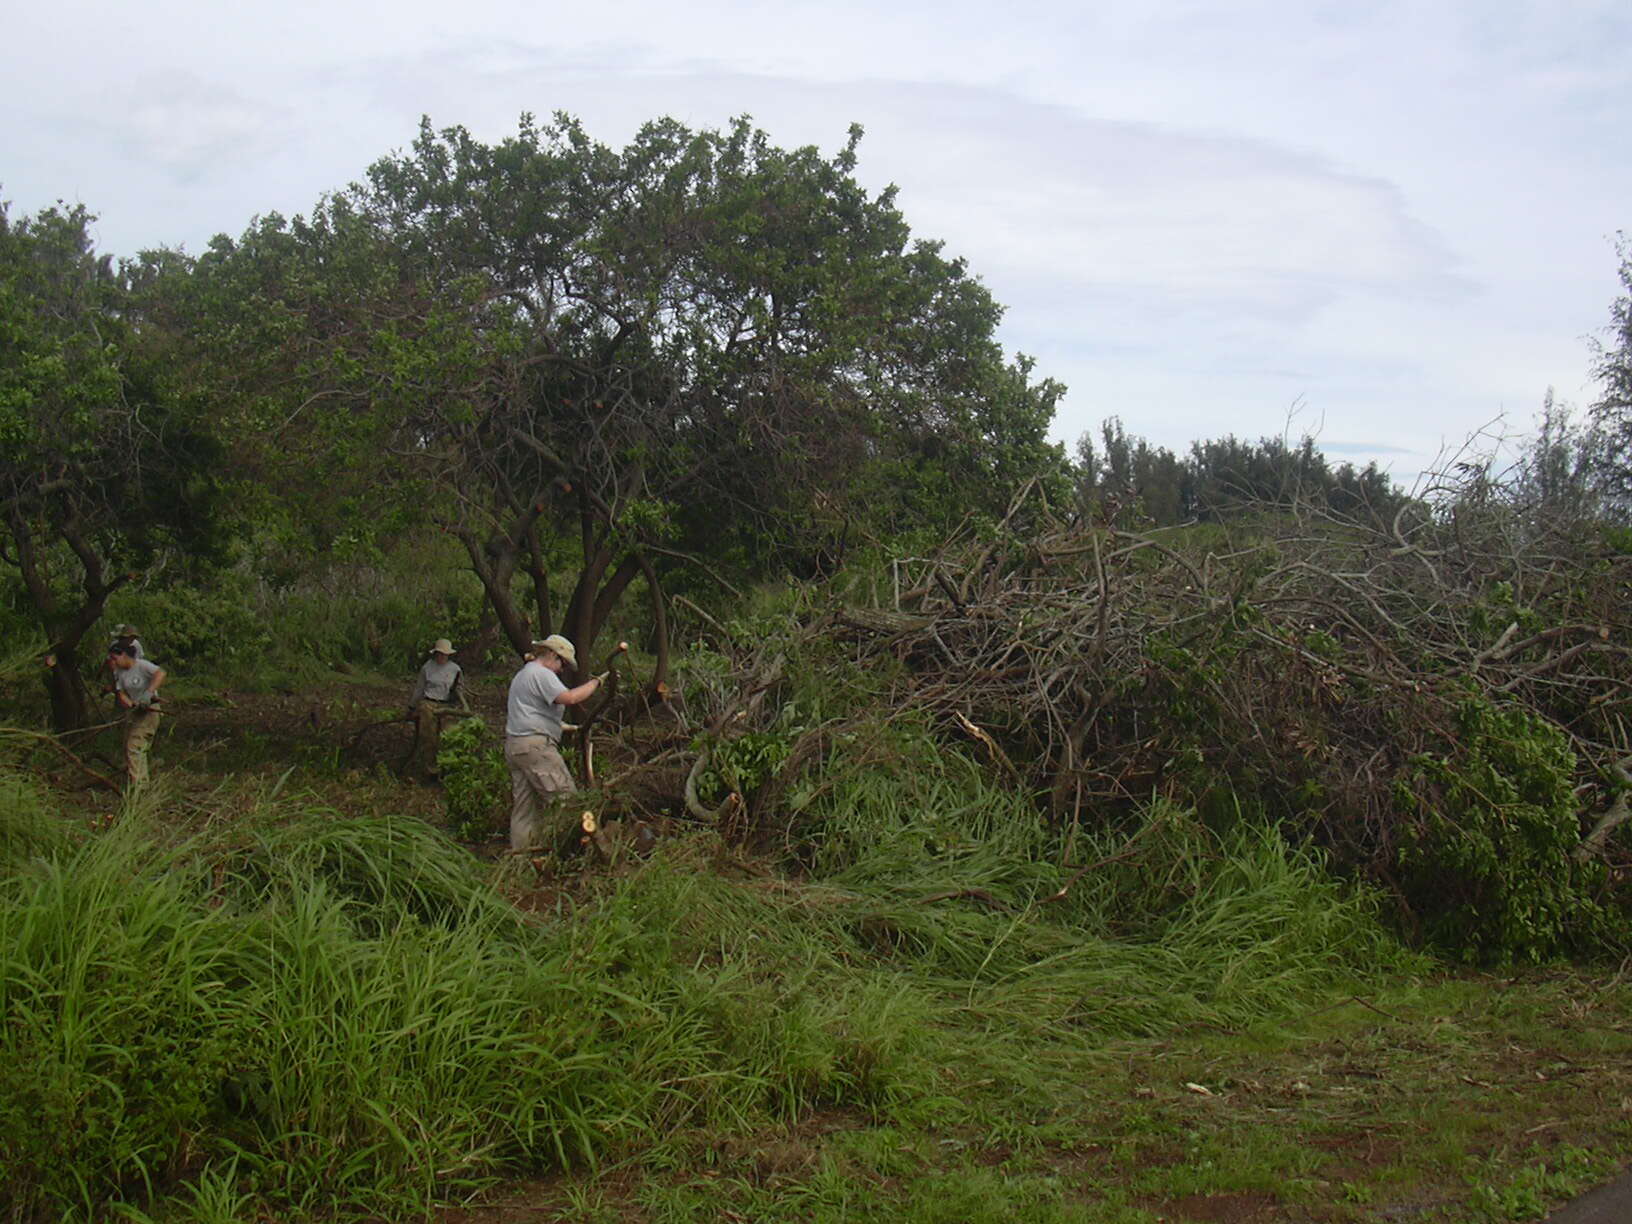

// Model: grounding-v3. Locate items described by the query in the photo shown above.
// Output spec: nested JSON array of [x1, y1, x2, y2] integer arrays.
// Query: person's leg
[[125, 710, 162, 785], [505, 739, 540, 851], [533, 743, 579, 854], [415, 701, 440, 775], [507, 737, 577, 853]]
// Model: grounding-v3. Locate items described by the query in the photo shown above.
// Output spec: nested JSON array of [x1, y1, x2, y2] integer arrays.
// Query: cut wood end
[[581, 810, 598, 833]]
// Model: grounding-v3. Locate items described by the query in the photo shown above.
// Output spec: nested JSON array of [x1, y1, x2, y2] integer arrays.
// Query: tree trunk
[[44, 646, 94, 732], [525, 521, 553, 637], [636, 551, 672, 696], [453, 528, 533, 657]]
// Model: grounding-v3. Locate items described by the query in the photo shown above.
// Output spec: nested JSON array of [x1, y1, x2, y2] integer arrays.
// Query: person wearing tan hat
[[504, 634, 604, 852], [409, 638, 465, 777]]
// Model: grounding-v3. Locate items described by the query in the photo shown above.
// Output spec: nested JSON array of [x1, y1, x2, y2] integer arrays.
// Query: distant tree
[[1514, 392, 1611, 524], [1074, 417, 1184, 525], [1589, 234, 1632, 505], [0, 203, 223, 728], [1074, 417, 1402, 528]]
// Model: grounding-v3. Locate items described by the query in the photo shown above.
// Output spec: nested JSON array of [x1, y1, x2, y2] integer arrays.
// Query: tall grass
[[0, 723, 1417, 1219]]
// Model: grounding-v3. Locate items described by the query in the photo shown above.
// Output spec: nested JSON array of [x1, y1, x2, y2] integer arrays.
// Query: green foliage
[[97, 531, 489, 681], [1465, 1142, 1619, 1222], [437, 717, 507, 841], [693, 703, 809, 806], [108, 574, 271, 669], [1397, 697, 1605, 964], [1589, 233, 1632, 505], [0, 203, 228, 631], [170, 112, 1065, 666], [1074, 416, 1406, 528]]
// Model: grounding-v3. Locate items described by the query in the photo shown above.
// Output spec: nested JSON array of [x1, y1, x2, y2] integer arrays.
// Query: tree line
[[3, 115, 1630, 730]]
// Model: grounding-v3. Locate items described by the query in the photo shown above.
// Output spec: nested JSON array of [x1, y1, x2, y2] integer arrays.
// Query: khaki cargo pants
[[125, 707, 162, 786], [414, 699, 451, 775], [504, 734, 575, 852]]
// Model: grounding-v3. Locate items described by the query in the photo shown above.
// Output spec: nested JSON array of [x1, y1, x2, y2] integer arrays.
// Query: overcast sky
[[5, 1, 1629, 485]]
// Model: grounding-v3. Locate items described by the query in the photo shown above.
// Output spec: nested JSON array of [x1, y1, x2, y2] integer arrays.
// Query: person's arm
[[453, 668, 470, 711], [146, 667, 166, 704], [553, 674, 604, 707]]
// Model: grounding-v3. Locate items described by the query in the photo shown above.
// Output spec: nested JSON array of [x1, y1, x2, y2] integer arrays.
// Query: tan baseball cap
[[532, 634, 577, 667]]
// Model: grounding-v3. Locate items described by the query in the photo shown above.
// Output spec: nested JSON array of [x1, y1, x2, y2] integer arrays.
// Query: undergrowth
[[0, 723, 1418, 1221]]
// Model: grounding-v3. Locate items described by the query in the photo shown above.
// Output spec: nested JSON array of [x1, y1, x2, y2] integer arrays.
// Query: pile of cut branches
[[813, 476, 1632, 958]]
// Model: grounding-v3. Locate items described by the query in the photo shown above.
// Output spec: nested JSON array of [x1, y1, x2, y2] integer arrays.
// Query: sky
[[5, 1, 1629, 487]]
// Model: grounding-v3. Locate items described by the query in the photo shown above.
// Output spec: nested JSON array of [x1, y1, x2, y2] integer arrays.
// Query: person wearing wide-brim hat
[[504, 634, 604, 853], [409, 638, 466, 777], [108, 623, 144, 660]]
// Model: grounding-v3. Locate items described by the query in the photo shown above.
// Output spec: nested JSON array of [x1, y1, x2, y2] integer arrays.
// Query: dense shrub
[[1397, 697, 1610, 964], [437, 716, 509, 841]]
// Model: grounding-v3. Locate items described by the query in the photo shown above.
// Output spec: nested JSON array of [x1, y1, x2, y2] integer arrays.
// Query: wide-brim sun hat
[[533, 634, 577, 667], [429, 639, 455, 655], [113, 623, 138, 637]]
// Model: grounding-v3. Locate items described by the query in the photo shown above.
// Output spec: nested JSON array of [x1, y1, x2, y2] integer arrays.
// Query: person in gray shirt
[[505, 633, 603, 852], [409, 637, 465, 777], [109, 643, 165, 786], [103, 623, 144, 697]]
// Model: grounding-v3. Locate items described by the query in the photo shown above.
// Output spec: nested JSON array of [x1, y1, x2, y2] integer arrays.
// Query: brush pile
[[661, 472, 1632, 961]]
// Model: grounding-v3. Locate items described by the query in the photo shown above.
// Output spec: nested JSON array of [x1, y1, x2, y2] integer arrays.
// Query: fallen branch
[[953, 711, 1020, 780], [0, 727, 121, 791], [1039, 825, 1158, 905], [1574, 755, 1632, 864]]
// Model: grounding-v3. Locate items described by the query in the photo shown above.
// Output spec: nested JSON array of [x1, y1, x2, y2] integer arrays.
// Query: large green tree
[[177, 114, 1064, 681], [0, 202, 223, 728]]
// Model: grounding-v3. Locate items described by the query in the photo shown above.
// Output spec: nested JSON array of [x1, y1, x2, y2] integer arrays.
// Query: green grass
[[2, 720, 1631, 1221]]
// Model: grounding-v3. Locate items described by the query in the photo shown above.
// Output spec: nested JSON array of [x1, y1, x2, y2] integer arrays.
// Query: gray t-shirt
[[505, 661, 567, 739], [115, 658, 162, 708], [412, 658, 462, 703]]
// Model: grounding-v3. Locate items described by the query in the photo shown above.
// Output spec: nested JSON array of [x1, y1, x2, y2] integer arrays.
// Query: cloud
[[92, 72, 295, 184], [312, 52, 1467, 330], [859, 89, 1469, 325]]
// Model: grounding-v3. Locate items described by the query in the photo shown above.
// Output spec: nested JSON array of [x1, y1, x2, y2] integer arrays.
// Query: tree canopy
[[0, 202, 223, 727], [167, 114, 1065, 678]]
